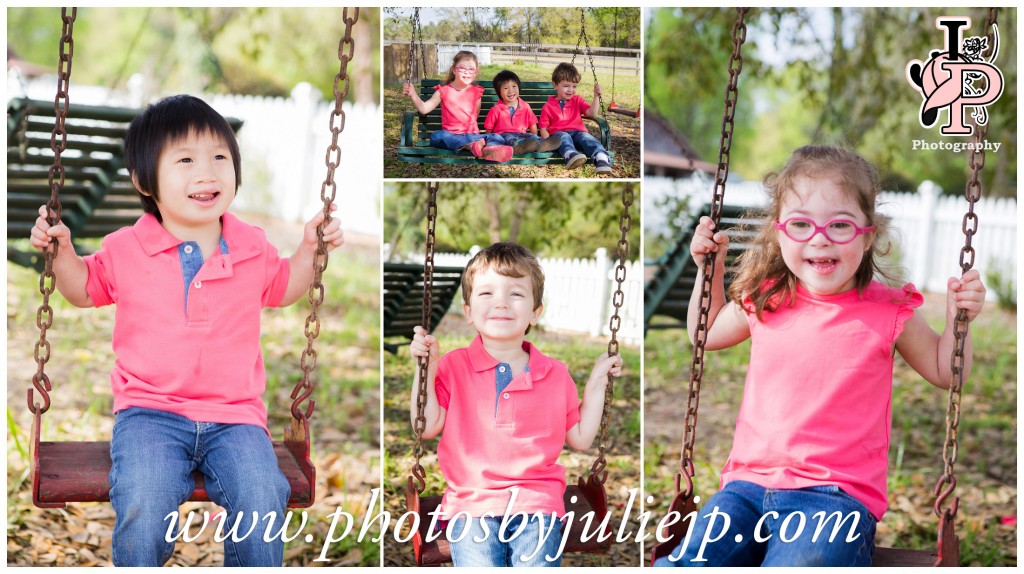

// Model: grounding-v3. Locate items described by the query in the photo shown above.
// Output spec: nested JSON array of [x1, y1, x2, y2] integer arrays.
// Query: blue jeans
[[109, 407, 291, 567], [653, 480, 876, 567], [494, 132, 540, 146], [551, 130, 606, 160], [448, 514, 564, 567], [429, 130, 506, 152]]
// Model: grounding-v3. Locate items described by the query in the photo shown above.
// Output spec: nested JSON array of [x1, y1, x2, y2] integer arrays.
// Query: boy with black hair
[[485, 70, 562, 155]]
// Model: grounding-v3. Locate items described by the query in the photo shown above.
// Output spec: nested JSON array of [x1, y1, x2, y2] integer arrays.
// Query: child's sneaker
[[537, 135, 563, 153], [468, 139, 486, 158], [481, 144, 514, 162], [595, 158, 613, 174], [512, 138, 540, 155], [565, 152, 587, 170]]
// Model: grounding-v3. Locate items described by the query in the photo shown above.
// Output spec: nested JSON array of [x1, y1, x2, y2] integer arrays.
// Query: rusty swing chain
[[29, 7, 77, 418], [571, 8, 603, 114], [411, 183, 440, 494], [291, 8, 360, 423], [590, 182, 634, 484], [678, 8, 747, 497], [406, 8, 427, 84], [933, 6, 997, 522]]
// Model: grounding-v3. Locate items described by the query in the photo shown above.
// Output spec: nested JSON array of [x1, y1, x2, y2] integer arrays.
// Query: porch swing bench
[[397, 79, 613, 166]]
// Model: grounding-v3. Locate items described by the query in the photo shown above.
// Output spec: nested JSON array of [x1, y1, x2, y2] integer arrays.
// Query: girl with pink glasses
[[654, 145, 987, 567], [404, 50, 513, 162]]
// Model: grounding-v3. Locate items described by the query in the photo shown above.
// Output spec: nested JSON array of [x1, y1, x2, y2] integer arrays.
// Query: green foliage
[[7, 7, 380, 103], [985, 262, 1017, 312], [384, 182, 641, 260], [646, 7, 1017, 197], [384, 8, 640, 48]]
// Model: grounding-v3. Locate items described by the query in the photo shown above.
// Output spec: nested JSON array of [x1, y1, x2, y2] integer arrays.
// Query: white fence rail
[[400, 246, 643, 345], [645, 175, 1017, 297], [8, 76, 382, 236]]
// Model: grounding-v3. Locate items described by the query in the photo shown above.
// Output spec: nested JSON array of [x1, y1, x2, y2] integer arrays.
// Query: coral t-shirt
[[435, 83, 485, 134], [538, 94, 589, 133], [435, 335, 581, 518], [721, 282, 923, 520], [83, 212, 290, 432], [484, 98, 538, 134]]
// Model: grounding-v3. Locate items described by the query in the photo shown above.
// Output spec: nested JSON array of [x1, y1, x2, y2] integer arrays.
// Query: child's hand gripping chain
[[409, 325, 444, 440]]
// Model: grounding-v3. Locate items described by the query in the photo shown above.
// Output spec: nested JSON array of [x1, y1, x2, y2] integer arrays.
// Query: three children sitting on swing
[[403, 50, 612, 173], [409, 242, 623, 566]]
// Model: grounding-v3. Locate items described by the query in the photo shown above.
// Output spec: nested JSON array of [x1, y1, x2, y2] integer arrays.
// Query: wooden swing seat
[[30, 415, 315, 509], [406, 474, 611, 566], [398, 80, 613, 166]]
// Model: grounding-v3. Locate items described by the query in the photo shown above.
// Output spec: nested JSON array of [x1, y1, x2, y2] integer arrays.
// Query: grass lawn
[[643, 292, 1017, 566], [383, 62, 641, 179]]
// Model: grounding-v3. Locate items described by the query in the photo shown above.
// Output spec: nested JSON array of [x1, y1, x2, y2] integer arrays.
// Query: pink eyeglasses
[[774, 217, 874, 244], [454, 65, 478, 75]]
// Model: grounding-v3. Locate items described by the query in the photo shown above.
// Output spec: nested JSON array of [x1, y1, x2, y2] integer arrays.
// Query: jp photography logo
[[906, 16, 1003, 153]]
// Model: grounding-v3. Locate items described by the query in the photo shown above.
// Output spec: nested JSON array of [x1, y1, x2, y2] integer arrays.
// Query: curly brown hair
[[728, 145, 894, 319]]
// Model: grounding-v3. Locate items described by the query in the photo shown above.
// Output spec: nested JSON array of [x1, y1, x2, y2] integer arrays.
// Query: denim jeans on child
[[551, 130, 607, 160], [653, 480, 876, 567], [429, 130, 506, 152], [448, 514, 564, 567], [494, 132, 541, 147], [109, 407, 291, 567]]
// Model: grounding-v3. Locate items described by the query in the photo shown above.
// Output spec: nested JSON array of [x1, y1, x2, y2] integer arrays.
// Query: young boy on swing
[[484, 70, 562, 155], [538, 62, 612, 174], [409, 242, 623, 567], [29, 94, 345, 567]]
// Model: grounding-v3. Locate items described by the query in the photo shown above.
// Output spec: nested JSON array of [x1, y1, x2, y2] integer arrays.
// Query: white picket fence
[[646, 175, 1017, 297], [398, 246, 643, 345], [8, 75, 382, 236]]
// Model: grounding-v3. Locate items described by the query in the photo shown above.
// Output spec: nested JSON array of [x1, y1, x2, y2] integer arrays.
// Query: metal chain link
[[411, 183, 439, 494], [590, 182, 633, 484], [571, 8, 603, 114], [933, 6, 997, 520], [610, 8, 618, 103], [29, 8, 76, 417], [291, 8, 359, 423], [678, 8, 747, 495], [406, 8, 425, 83]]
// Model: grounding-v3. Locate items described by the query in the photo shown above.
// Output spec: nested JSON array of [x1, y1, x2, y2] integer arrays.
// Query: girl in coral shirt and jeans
[[404, 50, 514, 162]]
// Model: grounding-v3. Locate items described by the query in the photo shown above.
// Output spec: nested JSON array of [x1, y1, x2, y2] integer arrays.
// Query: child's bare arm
[[410, 325, 446, 438], [281, 204, 345, 307], [528, 123, 538, 135], [539, 127, 550, 138], [687, 216, 750, 348], [566, 352, 623, 450], [896, 269, 985, 389], [404, 83, 441, 115], [29, 205, 92, 307], [586, 84, 602, 117]]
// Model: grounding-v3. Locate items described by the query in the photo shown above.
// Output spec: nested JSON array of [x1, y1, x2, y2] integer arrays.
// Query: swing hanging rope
[[30, 7, 76, 421], [292, 7, 360, 424]]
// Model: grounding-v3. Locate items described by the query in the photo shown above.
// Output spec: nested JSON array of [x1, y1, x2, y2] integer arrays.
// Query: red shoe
[[468, 139, 486, 157], [481, 145, 514, 162]]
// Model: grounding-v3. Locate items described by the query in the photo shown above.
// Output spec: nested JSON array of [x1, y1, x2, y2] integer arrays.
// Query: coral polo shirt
[[484, 98, 538, 134], [434, 83, 485, 134], [83, 212, 290, 432], [538, 94, 590, 133], [722, 282, 923, 520], [435, 335, 581, 518]]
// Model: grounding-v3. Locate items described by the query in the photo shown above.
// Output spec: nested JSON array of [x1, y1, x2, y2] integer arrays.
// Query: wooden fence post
[[914, 180, 940, 290], [593, 247, 610, 337]]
